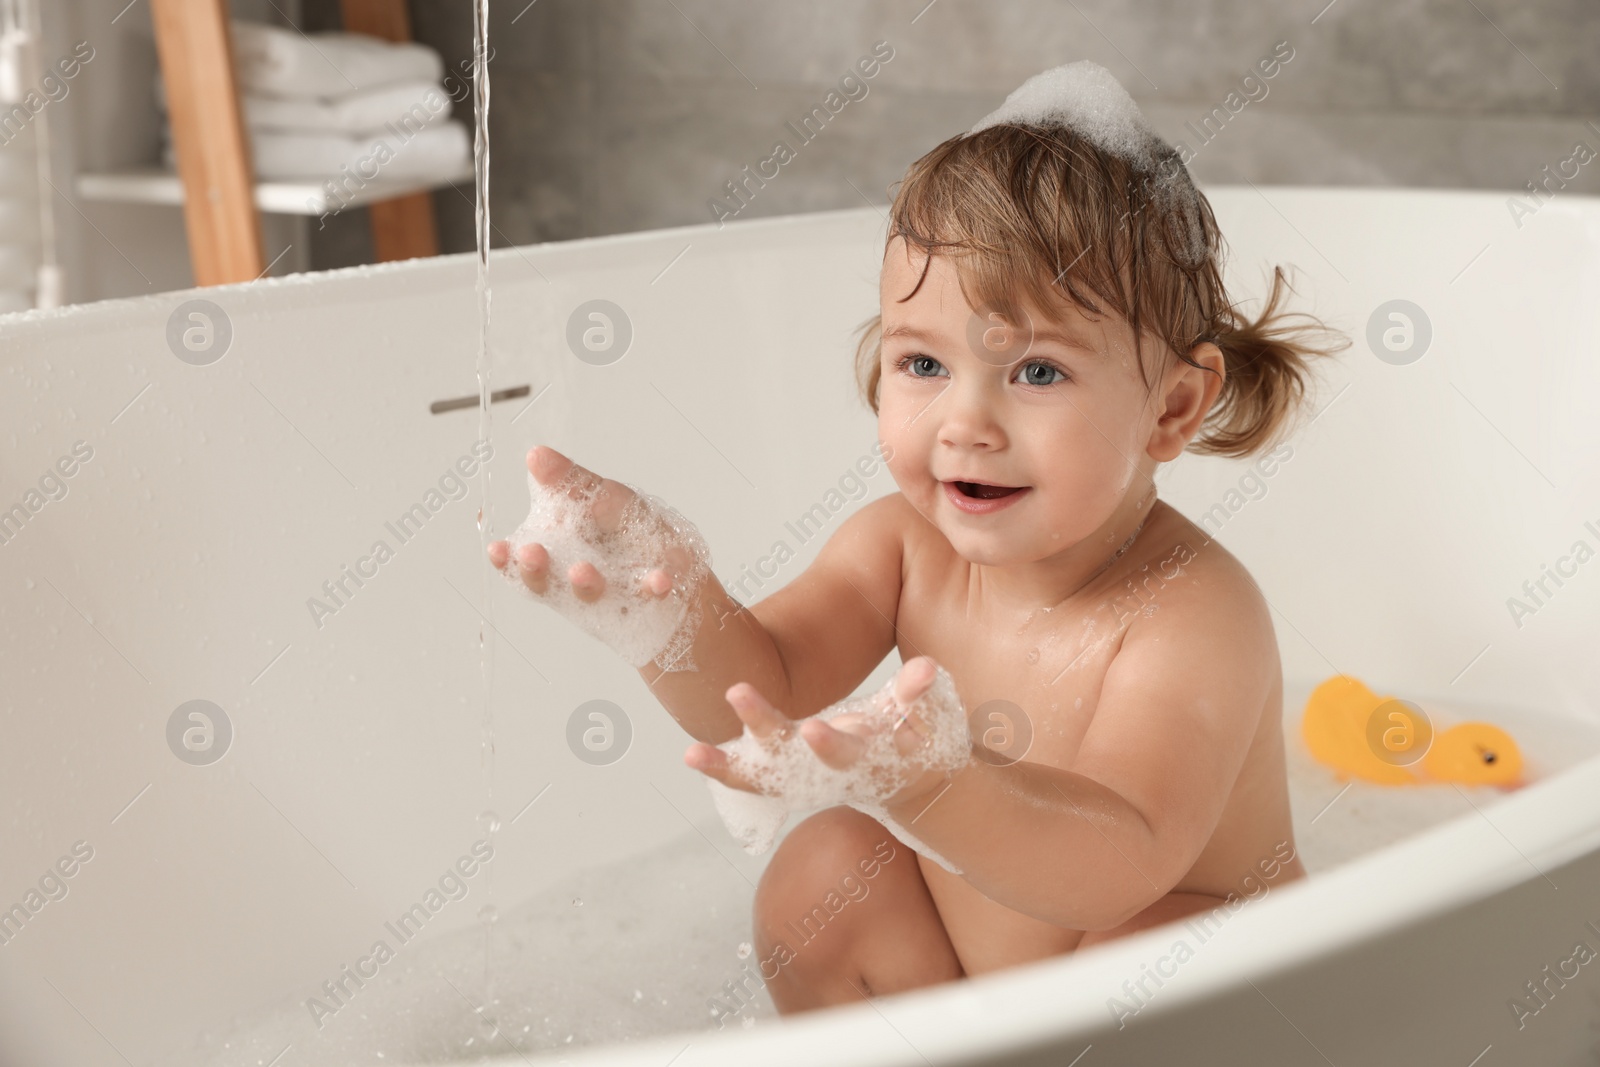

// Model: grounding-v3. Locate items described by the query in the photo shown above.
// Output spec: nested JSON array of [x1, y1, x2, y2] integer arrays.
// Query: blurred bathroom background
[[9, 0, 1598, 307]]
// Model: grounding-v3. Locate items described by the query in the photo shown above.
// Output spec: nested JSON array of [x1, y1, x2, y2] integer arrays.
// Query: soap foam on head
[[969, 61, 1161, 167], [968, 61, 1207, 267], [707, 662, 972, 873], [504, 467, 711, 671]]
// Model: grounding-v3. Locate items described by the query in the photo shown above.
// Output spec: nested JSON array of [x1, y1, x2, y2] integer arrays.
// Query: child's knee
[[752, 806, 894, 951]]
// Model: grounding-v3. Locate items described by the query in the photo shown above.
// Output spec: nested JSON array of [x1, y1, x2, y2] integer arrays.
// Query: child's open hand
[[686, 657, 971, 812], [487, 445, 712, 670], [486, 446, 686, 601]]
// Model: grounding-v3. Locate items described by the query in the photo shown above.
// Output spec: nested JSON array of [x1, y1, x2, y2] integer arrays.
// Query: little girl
[[488, 63, 1340, 1014]]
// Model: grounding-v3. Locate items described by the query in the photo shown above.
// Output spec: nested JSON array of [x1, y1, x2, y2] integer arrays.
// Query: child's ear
[[1147, 341, 1225, 462]]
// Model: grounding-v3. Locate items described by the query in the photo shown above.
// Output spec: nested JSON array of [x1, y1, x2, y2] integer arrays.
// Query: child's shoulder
[[1087, 503, 1285, 772], [1109, 500, 1274, 640], [810, 491, 918, 580], [840, 490, 924, 544], [847, 491, 954, 568]]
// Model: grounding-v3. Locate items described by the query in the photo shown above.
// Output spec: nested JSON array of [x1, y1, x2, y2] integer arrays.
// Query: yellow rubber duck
[[1301, 675, 1524, 788]]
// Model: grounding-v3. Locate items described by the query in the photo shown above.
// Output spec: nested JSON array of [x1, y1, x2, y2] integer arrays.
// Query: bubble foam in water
[[968, 60, 1207, 267], [503, 468, 712, 671], [706, 663, 972, 873]]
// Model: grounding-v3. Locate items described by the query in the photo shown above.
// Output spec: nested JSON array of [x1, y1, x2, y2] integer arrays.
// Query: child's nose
[[937, 384, 1007, 451]]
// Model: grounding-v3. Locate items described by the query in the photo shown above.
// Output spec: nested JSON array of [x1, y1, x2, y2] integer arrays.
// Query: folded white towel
[[246, 80, 453, 134], [163, 118, 470, 183], [230, 20, 443, 99], [156, 76, 452, 136]]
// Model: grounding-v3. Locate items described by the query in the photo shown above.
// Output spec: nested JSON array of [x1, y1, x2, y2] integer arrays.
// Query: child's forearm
[[885, 760, 1170, 931], [637, 579, 792, 746]]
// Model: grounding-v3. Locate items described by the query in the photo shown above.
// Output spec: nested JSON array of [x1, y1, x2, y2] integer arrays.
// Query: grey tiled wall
[[304, 0, 1600, 269]]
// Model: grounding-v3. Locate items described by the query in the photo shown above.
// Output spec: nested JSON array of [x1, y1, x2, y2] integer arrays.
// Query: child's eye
[[1015, 361, 1069, 387], [891, 354, 1067, 385], [895, 354, 948, 378]]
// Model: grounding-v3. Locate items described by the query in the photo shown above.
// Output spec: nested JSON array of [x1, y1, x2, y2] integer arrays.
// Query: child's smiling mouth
[[942, 479, 1030, 514]]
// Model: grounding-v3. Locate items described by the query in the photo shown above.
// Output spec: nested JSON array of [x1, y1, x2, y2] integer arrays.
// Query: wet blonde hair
[[856, 122, 1346, 458]]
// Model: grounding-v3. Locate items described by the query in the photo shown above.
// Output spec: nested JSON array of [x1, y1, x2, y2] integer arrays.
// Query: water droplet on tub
[[477, 507, 484, 531], [737, 941, 752, 958], [478, 903, 499, 926], [571, 897, 583, 907], [479, 810, 501, 834]]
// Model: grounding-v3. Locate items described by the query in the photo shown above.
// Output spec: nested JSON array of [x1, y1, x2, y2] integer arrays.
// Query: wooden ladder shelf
[[148, 0, 441, 286]]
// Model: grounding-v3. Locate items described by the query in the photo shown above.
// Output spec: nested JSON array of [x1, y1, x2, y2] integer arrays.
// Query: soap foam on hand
[[706, 663, 973, 873], [502, 467, 712, 672]]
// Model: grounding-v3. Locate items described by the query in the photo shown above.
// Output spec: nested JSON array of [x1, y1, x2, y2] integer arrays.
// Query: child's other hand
[[685, 657, 958, 809], [486, 445, 691, 603]]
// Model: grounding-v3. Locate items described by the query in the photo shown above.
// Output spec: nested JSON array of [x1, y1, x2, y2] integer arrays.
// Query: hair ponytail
[[1189, 266, 1347, 459]]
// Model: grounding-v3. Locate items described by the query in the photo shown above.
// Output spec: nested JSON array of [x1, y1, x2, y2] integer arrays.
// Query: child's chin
[[941, 529, 1031, 568]]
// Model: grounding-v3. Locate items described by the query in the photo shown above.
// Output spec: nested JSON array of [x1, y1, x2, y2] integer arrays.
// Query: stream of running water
[[469, 0, 501, 1050]]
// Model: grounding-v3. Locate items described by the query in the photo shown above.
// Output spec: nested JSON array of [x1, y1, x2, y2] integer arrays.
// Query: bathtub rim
[[5, 184, 1599, 343], [479, 742, 1600, 1067]]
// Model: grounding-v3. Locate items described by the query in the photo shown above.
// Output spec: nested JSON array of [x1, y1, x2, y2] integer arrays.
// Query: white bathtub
[[2, 187, 1600, 1067]]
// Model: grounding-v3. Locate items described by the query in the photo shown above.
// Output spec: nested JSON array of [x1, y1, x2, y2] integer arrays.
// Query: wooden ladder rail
[[150, 0, 264, 285], [149, 0, 440, 287]]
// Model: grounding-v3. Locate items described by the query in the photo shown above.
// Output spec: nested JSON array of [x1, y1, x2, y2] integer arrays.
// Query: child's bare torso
[[889, 494, 1305, 975]]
